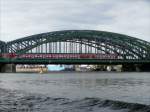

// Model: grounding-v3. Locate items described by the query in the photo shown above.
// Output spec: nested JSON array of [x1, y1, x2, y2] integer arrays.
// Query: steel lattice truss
[[0, 41, 6, 53], [6, 30, 150, 60]]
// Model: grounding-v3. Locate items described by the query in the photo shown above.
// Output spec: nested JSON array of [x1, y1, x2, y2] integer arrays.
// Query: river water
[[0, 72, 150, 112]]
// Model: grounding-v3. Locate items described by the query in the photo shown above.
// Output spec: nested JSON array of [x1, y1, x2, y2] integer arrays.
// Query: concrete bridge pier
[[133, 64, 150, 72], [135, 64, 141, 72], [121, 64, 140, 72], [0, 64, 16, 73], [121, 64, 135, 72], [122, 64, 150, 72], [140, 63, 150, 72]]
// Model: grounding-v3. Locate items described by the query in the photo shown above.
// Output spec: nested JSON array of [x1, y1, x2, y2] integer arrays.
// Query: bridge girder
[[6, 30, 150, 60]]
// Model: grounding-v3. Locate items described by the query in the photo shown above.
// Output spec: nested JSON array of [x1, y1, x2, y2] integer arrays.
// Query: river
[[0, 72, 150, 112]]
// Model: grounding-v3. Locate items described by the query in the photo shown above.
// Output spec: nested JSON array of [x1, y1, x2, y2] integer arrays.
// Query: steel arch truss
[[6, 30, 150, 60], [0, 41, 6, 53]]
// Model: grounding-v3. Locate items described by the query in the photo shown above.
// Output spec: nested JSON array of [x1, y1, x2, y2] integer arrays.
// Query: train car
[[0, 53, 17, 58], [17, 53, 118, 59]]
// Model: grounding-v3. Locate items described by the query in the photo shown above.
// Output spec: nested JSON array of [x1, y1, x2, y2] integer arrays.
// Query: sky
[[0, 0, 150, 42]]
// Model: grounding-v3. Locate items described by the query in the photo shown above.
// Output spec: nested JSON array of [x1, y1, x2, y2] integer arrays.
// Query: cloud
[[0, 0, 150, 42], [95, 0, 150, 40]]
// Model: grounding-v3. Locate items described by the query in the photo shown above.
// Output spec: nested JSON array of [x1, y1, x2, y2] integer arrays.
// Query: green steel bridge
[[0, 30, 150, 72]]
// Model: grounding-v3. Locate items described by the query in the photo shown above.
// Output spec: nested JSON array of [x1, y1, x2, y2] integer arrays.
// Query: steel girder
[[6, 30, 150, 60]]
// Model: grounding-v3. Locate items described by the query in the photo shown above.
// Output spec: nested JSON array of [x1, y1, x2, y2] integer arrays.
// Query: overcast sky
[[0, 0, 150, 42]]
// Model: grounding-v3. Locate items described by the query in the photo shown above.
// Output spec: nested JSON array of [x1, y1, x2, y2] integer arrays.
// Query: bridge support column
[[121, 64, 135, 72], [140, 64, 150, 72], [0, 64, 16, 73], [122, 64, 150, 72], [121, 64, 140, 72]]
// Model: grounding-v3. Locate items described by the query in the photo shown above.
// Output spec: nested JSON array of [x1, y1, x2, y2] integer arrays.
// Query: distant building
[[47, 65, 65, 71]]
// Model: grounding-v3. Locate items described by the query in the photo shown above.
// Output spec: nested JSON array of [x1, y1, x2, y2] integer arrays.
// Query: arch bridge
[[0, 30, 150, 72]]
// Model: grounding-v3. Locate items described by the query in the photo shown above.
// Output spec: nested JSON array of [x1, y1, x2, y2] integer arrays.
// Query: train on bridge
[[0, 53, 118, 59], [0, 30, 150, 72]]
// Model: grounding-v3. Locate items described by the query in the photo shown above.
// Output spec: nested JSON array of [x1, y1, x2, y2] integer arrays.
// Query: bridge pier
[[122, 64, 134, 72], [140, 63, 150, 72], [0, 64, 16, 73], [121, 64, 150, 72]]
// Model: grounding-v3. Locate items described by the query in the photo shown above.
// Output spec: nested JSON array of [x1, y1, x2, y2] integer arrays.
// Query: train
[[0, 53, 118, 59]]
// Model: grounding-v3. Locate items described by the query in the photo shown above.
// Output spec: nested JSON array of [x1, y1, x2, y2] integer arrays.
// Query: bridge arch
[[0, 41, 6, 53], [6, 30, 150, 60]]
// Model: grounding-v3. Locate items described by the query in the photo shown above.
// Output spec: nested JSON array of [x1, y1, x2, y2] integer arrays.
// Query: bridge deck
[[1, 58, 150, 64]]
